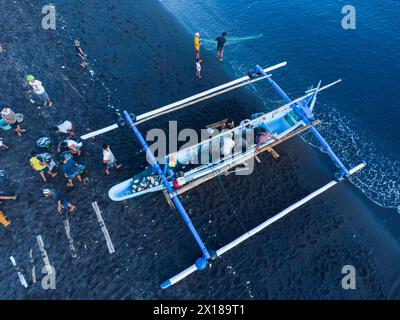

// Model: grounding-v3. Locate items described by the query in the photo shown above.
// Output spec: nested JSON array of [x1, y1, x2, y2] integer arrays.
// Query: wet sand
[[0, 0, 399, 299]]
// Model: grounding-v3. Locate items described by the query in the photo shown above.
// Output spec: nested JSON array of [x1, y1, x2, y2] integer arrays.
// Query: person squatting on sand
[[58, 138, 82, 156], [1, 106, 25, 136], [74, 40, 89, 68], [60, 155, 86, 187], [215, 32, 227, 61], [26, 75, 53, 107], [194, 32, 201, 60], [195, 58, 202, 79], [103, 144, 122, 175], [53, 120, 75, 138], [29, 151, 58, 182], [43, 188, 76, 214]]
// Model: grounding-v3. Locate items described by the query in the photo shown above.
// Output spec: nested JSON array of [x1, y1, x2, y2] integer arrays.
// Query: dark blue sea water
[[160, 0, 400, 212]]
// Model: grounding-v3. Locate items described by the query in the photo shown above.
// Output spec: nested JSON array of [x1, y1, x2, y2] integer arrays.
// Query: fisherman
[[194, 32, 201, 60], [220, 134, 235, 158], [52, 120, 75, 138], [60, 155, 85, 187], [43, 188, 76, 214], [195, 58, 202, 79], [1, 106, 25, 136], [58, 138, 82, 156], [103, 144, 122, 175], [29, 151, 58, 182], [223, 119, 234, 130], [74, 40, 89, 68], [255, 127, 278, 149], [215, 32, 227, 61], [26, 75, 53, 107]]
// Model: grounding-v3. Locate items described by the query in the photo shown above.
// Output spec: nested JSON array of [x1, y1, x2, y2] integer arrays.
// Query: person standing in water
[[195, 58, 202, 79], [215, 32, 227, 61], [194, 32, 201, 60], [74, 40, 89, 68]]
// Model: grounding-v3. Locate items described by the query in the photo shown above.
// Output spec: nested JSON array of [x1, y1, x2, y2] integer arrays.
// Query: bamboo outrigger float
[[82, 62, 366, 289]]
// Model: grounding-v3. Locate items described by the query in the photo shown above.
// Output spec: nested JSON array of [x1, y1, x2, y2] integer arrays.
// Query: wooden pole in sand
[[92, 201, 115, 254]]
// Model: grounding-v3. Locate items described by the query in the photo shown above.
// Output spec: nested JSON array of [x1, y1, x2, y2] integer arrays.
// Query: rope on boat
[[216, 175, 248, 234]]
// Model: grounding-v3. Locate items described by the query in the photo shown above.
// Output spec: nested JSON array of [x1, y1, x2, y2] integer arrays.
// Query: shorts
[[62, 200, 70, 209], [107, 160, 116, 169], [36, 91, 49, 101], [67, 164, 86, 179], [39, 166, 49, 173]]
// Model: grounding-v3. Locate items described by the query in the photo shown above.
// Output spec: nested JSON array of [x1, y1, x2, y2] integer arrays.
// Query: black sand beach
[[0, 0, 399, 299]]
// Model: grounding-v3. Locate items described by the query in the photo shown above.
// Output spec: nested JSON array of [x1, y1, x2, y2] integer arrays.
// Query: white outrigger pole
[[160, 163, 365, 288], [81, 62, 287, 140]]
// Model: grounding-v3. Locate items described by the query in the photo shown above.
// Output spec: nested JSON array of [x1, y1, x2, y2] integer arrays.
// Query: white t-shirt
[[65, 139, 78, 147], [103, 149, 115, 163], [29, 80, 45, 94], [196, 61, 201, 72], [57, 121, 72, 133], [221, 138, 235, 157]]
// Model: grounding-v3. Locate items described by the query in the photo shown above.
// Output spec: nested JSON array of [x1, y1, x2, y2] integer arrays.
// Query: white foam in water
[[300, 104, 400, 213]]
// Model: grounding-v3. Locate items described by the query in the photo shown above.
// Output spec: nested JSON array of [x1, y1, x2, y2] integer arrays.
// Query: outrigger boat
[[82, 61, 366, 289]]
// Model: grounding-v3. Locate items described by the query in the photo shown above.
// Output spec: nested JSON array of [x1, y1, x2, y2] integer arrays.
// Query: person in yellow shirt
[[194, 32, 201, 60], [29, 151, 57, 182]]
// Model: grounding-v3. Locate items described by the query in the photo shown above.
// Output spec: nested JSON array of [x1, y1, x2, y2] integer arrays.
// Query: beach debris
[[63, 219, 78, 258], [36, 235, 53, 275], [91, 201, 115, 254], [29, 248, 36, 284], [9, 256, 28, 288]]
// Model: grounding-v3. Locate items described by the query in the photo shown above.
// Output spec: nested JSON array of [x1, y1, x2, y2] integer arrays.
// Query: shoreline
[[0, 0, 398, 299]]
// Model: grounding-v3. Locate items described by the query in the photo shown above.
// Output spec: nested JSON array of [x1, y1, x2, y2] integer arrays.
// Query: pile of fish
[[131, 175, 161, 193]]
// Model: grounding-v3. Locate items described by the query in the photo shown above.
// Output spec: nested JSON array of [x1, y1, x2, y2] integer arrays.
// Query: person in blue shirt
[[60, 155, 85, 187], [43, 188, 76, 214]]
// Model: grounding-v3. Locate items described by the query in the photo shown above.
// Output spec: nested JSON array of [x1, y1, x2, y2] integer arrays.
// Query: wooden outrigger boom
[[82, 61, 366, 289]]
